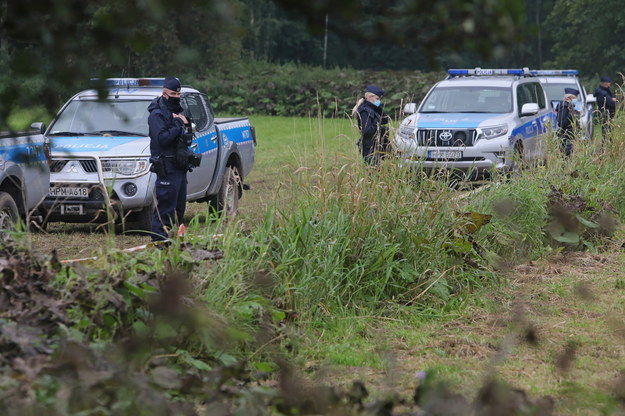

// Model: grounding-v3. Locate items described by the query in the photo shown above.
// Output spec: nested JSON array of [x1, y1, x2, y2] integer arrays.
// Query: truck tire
[[211, 165, 241, 218], [133, 202, 154, 232], [0, 192, 19, 230]]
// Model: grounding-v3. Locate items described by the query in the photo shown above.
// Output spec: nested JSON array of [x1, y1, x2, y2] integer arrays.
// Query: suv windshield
[[543, 83, 579, 101], [49, 99, 151, 136], [420, 86, 512, 114]]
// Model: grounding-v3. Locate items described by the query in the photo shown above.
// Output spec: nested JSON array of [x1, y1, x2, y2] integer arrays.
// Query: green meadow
[[11, 111, 625, 414]]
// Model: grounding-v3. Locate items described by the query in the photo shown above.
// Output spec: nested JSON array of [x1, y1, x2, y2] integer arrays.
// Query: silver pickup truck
[[0, 126, 50, 229], [41, 78, 256, 230]]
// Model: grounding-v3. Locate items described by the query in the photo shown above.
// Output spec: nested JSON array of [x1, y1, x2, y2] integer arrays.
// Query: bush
[[187, 60, 444, 119]]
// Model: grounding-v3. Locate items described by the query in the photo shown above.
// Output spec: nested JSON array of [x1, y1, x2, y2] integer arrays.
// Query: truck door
[[183, 93, 219, 199]]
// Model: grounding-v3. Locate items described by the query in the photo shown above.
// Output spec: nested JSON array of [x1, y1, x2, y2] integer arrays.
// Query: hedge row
[[186, 61, 445, 119]]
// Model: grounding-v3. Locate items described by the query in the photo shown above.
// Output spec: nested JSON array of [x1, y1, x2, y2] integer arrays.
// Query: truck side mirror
[[30, 122, 46, 134], [586, 94, 597, 104], [403, 103, 417, 114]]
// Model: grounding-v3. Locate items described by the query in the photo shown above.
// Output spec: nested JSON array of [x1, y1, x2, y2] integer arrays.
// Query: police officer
[[147, 77, 189, 242], [556, 87, 580, 157], [594, 75, 618, 138], [353, 85, 390, 166]]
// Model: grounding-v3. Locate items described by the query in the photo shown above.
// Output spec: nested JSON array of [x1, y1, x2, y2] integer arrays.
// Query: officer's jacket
[[556, 100, 577, 133], [357, 101, 389, 143], [594, 85, 616, 114], [147, 96, 186, 158]]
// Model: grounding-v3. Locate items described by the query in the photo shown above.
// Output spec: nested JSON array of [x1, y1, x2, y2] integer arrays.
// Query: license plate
[[428, 150, 463, 160], [49, 186, 89, 199]]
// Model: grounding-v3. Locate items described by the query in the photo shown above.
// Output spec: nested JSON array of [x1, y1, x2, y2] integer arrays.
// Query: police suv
[[395, 68, 554, 178], [42, 78, 256, 230], [532, 69, 596, 140], [0, 126, 50, 229]]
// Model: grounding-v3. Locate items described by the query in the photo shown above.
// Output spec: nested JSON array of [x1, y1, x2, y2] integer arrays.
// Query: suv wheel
[[509, 142, 525, 176]]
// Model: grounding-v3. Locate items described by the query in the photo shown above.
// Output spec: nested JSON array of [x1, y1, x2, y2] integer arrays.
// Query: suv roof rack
[[446, 67, 533, 79]]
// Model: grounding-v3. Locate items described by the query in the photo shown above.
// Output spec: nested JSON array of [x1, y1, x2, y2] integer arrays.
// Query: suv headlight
[[398, 125, 417, 140], [480, 125, 508, 139], [101, 158, 150, 177]]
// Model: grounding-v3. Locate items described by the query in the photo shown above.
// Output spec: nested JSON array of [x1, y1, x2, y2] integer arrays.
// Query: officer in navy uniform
[[594, 75, 618, 138], [555, 87, 580, 157], [147, 77, 189, 241], [353, 84, 390, 166]]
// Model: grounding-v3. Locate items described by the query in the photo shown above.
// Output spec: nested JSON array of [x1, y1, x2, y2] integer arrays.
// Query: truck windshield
[[49, 99, 150, 136], [420, 86, 512, 114]]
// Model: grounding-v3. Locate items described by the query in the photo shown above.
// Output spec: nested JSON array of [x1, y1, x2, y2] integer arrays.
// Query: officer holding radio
[[147, 77, 191, 242]]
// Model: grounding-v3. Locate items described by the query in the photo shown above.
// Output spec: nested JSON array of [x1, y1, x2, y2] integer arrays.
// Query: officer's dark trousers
[[558, 130, 573, 157], [361, 133, 389, 166], [151, 168, 187, 242]]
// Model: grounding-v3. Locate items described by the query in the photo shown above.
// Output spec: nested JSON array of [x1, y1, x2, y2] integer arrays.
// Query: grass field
[[16, 112, 625, 414], [28, 115, 363, 260]]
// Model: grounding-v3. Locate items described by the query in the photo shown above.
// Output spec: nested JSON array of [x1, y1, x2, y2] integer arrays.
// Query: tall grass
[[186, 111, 625, 328]]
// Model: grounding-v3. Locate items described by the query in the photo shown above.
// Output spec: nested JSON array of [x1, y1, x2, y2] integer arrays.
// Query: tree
[[544, 0, 625, 81], [0, 0, 244, 129]]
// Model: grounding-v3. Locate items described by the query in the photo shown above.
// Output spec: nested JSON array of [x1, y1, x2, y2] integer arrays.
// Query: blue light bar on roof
[[448, 68, 530, 76], [90, 78, 166, 87], [529, 69, 579, 76]]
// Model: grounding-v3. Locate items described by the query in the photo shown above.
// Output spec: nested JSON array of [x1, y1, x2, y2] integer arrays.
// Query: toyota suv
[[395, 68, 554, 179]]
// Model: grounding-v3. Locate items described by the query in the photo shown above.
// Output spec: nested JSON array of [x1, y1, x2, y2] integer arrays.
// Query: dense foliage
[[193, 62, 444, 118], [3, 0, 624, 129]]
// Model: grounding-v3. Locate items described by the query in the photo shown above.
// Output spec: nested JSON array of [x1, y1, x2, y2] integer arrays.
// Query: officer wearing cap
[[352, 84, 390, 166], [147, 77, 189, 242], [594, 75, 618, 138], [555, 87, 580, 157]]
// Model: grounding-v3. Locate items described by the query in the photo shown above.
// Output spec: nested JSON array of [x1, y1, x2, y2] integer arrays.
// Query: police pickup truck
[[395, 68, 553, 179], [42, 78, 256, 230], [0, 125, 50, 229]]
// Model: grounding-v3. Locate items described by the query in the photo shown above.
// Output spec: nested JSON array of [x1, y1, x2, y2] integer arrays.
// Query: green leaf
[[252, 361, 274, 373], [216, 352, 238, 367], [554, 232, 580, 244], [575, 214, 599, 229], [180, 351, 212, 371]]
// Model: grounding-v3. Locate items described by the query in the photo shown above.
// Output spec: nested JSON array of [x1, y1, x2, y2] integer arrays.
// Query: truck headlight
[[398, 125, 417, 140], [101, 158, 150, 177], [480, 125, 508, 139]]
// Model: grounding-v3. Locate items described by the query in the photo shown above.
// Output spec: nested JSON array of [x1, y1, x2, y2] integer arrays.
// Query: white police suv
[[395, 68, 554, 178], [532, 69, 596, 140]]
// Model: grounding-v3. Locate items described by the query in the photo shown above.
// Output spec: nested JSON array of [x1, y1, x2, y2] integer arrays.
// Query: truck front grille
[[50, 159, 98, 173], [417, 129, 478, 147]]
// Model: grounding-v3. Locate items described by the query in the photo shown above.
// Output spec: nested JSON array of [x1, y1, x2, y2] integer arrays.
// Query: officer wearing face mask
[[147, 77, 189, 242], [352, 84, 390, 166]]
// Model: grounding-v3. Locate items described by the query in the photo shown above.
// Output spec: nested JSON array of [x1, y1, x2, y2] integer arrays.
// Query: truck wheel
[[133, 202, 154, 232], [0, 192, 19, 230], [213, 165, 241, 218]]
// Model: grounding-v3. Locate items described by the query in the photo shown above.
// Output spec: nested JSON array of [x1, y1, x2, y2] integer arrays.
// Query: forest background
[[1, 0, 624, 125]]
